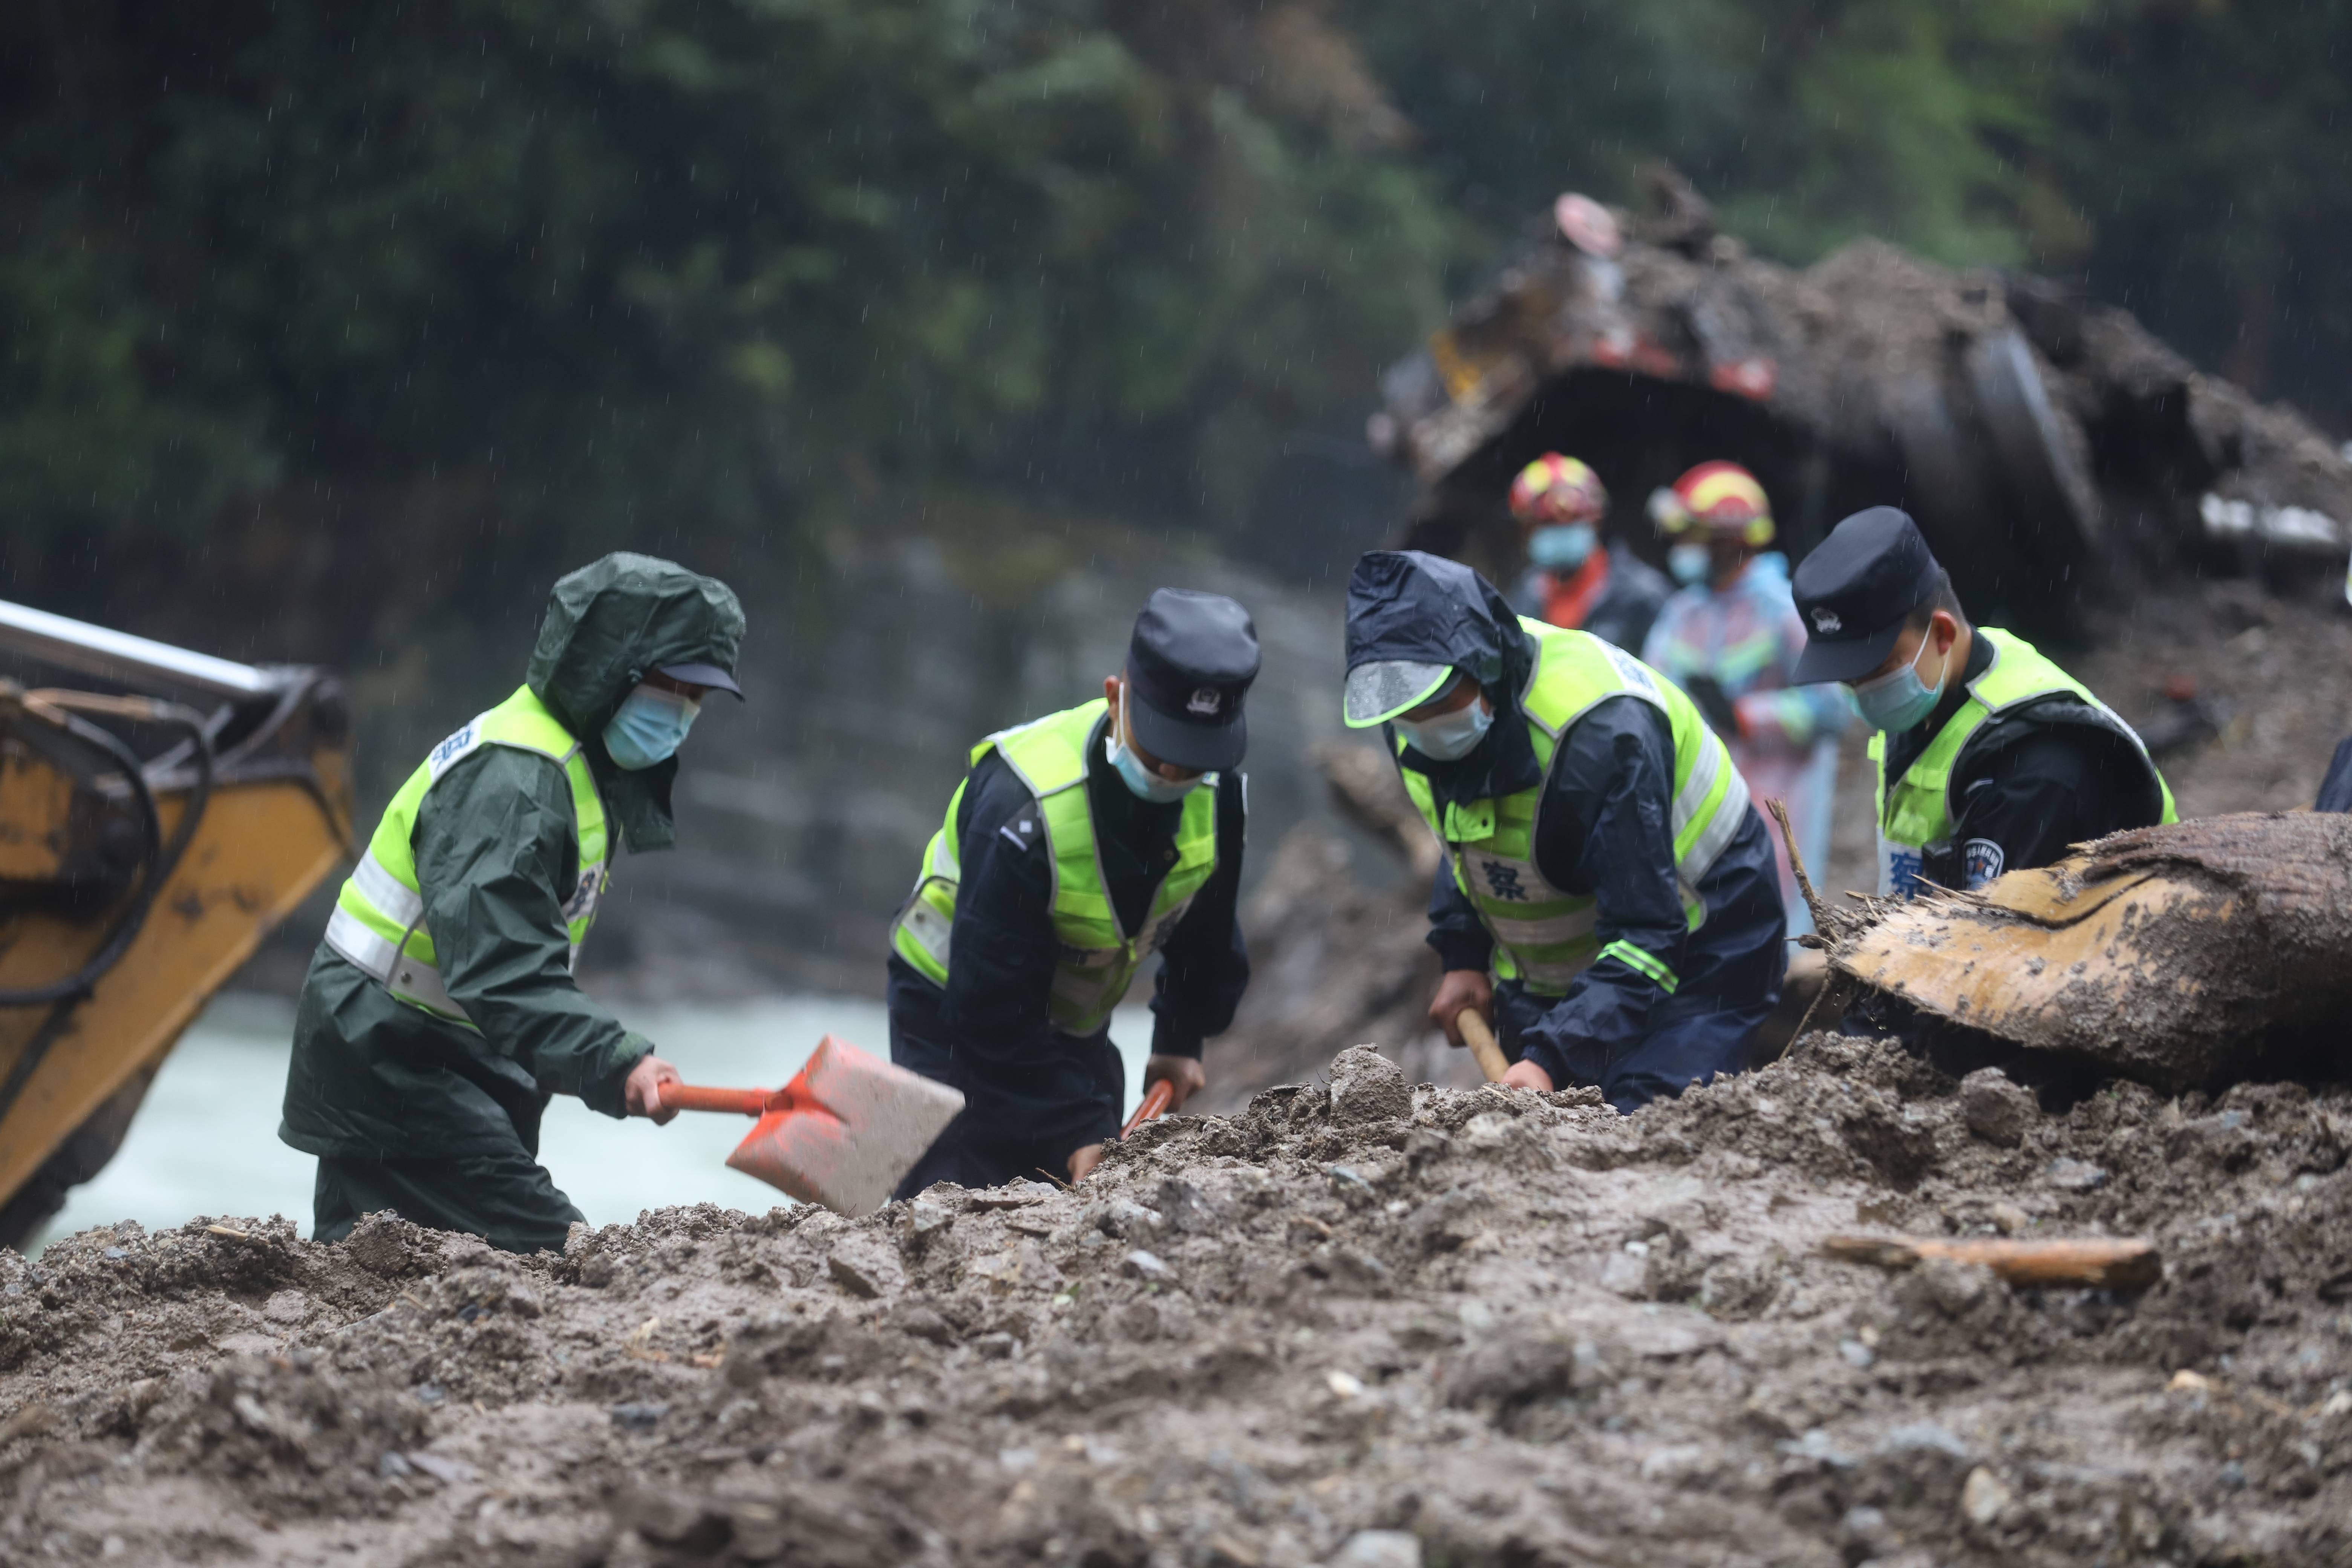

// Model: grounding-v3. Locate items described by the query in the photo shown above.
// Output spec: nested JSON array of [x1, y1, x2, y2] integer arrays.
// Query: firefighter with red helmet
[[1505, 453, 1671, 654], [1640, 462, 1851, 936]]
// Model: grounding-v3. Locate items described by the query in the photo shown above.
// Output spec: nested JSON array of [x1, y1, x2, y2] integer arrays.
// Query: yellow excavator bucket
[[0, 602, 353, 1248]]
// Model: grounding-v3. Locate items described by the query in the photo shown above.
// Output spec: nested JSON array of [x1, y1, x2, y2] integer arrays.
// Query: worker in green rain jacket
[[280, 553, 746, 1253]]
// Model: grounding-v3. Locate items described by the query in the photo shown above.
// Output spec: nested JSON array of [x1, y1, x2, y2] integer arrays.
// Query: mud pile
[[9, 1038, 2352, 1565]]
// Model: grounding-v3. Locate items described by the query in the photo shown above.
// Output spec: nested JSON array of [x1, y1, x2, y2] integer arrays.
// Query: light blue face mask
[[1396, 697, 1494, 762], [1527, 523, 1597, 572], [1668, 542, 1712, 586], [603, 684, 701, 770], [1851, 639, 1948, 733], [1107, 692, 1200, 804]]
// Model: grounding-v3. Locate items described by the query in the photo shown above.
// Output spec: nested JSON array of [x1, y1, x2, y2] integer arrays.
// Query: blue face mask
[[603, 684, 700, 770], [1851, 639, 1948, 733], [1106, 692, 1200, 804], [1668, 542, 1712, 586], [1528, 523, 1597, 572], [1396, 697, 1494, 762]]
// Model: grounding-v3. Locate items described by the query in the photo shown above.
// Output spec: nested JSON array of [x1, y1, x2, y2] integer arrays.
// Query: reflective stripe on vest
[[325, 684, 610, 1028], [1398, 620, 1751, 997], [888, 699, 1223, 1037], [1870, 627, 2177, 897]]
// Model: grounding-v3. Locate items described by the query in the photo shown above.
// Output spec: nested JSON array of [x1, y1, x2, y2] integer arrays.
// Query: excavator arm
[[0, 602, 353, 1250]]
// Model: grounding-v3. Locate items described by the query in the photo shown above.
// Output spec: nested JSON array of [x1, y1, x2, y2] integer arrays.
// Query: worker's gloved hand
[[1067, 1143, 1105, 1182], [623, 1054, 684, 1124], [1681, 674, 1741, 740], [1502, 1059, 1554, 1093], [1428, 968, 1494, 1050], [1144, 1054, 1207, 1111]]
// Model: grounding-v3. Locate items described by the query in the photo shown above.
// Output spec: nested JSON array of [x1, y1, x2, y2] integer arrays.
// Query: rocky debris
[[1375, 173, 2352, 622], [1960, 1069, 2036, 1148], [9, 1034, 2352, 1564]]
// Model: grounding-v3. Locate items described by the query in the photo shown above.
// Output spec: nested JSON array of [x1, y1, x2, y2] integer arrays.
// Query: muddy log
[[1821, 812, 2352, 1089]]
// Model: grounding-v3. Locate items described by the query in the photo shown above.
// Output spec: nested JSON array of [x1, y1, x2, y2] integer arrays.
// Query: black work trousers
[[312, 1149, 584, 1255]]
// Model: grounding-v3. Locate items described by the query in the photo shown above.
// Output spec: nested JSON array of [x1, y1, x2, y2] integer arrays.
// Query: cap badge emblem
[[1187, 688, 1222, 716], [1811, 608, 1843, 634]]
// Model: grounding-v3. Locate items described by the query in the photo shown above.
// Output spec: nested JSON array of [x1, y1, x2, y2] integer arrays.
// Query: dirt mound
[[8, 1040, 2352, 1565]]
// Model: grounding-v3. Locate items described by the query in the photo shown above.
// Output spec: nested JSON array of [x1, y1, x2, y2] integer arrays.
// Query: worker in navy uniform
[[886, 590, 1256, 1193], [1790, 507, 2173, 900], [1345, 550, 1785, 1113]]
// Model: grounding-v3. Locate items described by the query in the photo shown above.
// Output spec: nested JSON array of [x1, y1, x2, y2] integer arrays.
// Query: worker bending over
[[888, 589, 1255, 1192], [282, 554, 745, 1253], [1505, 452, 1671, 654], [1641, 462, 1850, 936], [1345, 550, 1785, 1112], [1791, 507, 2174, 897]]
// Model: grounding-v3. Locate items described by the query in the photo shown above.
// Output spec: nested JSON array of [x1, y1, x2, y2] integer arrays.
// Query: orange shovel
[[1122, 1078, 1175, 1138], [649, 1034, 964, 1217]]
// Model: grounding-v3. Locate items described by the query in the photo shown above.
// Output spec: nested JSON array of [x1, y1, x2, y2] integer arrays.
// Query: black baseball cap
[[1791, 507, 1946, 685], [1122, 589, 1259, 772], [656, 662, 743, 699]]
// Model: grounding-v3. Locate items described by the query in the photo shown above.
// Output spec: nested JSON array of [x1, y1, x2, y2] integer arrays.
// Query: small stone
[[1599, 1251, 1650, 1299], [1324, 1369, 1365, 1399], [1328, 1046, 1412, 1125], [2218, 1459, 2248, 1490], [376, 1450, 413, 1480], [1124, 1249, 1173, 1282], [2321, 1389, 2352, 1416], [1838, 1337, 1876, 1369], [1961, 1465, 2011, 1526], [2167, 1369, 2214, 1393], [827, 1239, 903, 1300], [1326, 1530, 1421, 1568], [262, 1289, 308, 1325], [2044, 1157, 2108, 1192], [1989, 1202, 2030, 1236], [1920, 1258, 1994, 1317], [609, 1402, 669, 1432], [1959, 1069, 2035, 1147], [406, 1450, 481, 1484], [1093, 1199, 1161, 1239]]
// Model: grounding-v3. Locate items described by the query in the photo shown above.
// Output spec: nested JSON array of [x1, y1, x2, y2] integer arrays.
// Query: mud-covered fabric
[[282, 553, 741, 1176], [312, 1147, 583, 1256]]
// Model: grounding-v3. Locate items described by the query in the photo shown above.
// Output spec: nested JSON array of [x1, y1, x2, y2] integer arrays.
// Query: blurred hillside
[[5, 0, 2347, 989]]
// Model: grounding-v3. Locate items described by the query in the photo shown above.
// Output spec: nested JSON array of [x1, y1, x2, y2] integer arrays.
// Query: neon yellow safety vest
[[1398, 620, 1752, 998], [324, 685, 609, 1028], [1870, 627, 2176, 897], [889, 700, 1222, 1037]]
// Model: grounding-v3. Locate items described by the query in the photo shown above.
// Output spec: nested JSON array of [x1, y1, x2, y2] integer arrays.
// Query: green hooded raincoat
[[279, 554, 744, 1248]]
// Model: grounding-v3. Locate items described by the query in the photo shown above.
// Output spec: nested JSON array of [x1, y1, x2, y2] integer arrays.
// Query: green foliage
[[1345, 0, 2092, 269], [0, 0, 1454, 567]]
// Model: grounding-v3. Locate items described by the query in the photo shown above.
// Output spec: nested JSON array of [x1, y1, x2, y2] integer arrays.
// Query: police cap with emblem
[[1124, 588, 1259, 773], [1791, 506, 1947, 685]]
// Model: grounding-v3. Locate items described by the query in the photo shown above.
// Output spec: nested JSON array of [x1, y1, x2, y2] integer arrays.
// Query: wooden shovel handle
[[1122, 1078, 1174, 1138], [651, 1083, 773, 1118], [1457, 1009, 1511, 1084], [1821, 1233, 2161, 1290]]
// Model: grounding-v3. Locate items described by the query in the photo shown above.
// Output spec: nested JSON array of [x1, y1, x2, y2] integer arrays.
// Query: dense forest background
[[3, 0, 2346, 665]]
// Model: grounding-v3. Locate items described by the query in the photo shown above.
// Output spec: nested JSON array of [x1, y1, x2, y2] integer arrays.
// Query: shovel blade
[[723, 1034, 964, 1217]]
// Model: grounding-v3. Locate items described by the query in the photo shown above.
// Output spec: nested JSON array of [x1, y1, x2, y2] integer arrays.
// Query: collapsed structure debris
[[1370, 167, 2352, 621]]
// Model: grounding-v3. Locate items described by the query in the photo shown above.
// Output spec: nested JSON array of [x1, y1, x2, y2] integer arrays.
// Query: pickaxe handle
[[1122, 1078, 1174, 1137], [651, 1082, 775, 1118]]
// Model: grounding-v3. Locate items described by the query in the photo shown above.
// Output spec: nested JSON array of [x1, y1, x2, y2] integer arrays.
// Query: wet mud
[[10, 1040, 2352, 1565]]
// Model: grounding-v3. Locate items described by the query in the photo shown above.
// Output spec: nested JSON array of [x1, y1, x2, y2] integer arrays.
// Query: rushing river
[[37, 991, 1157, 1252]]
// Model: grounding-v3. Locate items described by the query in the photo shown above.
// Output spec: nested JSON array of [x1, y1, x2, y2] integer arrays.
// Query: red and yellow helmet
[[1507, 453, 1609, 527], [1655, 461, 1774, 545]]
